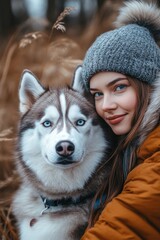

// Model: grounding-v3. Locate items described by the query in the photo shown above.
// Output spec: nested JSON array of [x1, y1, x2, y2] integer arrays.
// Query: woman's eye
[[42, 120, 52, 128], [93, 92, 103, 98], [76, 119, 86, 126], [115, 84, 127, 91]]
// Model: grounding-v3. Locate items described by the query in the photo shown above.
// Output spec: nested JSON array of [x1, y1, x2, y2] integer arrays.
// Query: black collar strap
[[41, 192, 95, 209]]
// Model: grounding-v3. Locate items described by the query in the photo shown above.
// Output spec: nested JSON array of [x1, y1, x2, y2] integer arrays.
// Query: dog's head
[[17, 67, 110, 192]]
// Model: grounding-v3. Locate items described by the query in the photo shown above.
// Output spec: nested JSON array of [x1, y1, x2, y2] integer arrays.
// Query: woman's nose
[[101, 95, 117, 111]]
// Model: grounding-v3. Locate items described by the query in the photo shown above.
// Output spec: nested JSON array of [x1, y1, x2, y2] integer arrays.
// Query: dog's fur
[[12, 66, 112, 240]]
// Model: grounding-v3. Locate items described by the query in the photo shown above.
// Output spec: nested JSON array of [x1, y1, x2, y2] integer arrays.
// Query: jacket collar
[[137, 125, 160, 161]]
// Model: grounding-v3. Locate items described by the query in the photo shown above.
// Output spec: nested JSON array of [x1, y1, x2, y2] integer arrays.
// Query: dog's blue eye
[[42, 120, 52, 128], [76, 119, 85, 126]]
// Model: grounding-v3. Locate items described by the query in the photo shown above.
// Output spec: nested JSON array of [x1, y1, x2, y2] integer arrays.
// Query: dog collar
[[41, 193, 95, 214]]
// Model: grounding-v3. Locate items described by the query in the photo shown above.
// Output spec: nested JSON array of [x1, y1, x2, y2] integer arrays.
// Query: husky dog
[[12, 66, 112, 240]]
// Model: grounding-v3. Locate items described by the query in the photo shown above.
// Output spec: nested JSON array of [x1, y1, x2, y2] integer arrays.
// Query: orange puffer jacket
[[81, 126, 160, 240]]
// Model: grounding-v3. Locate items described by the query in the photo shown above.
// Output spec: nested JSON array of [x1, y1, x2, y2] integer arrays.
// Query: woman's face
[[90, 72, 138, 135]]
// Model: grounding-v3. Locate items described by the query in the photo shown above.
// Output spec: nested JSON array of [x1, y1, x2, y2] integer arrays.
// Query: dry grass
[[0, 1, 123, 239]]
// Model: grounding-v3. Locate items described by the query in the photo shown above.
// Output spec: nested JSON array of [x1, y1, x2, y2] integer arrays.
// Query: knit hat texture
[[81, 1, 160, 89]]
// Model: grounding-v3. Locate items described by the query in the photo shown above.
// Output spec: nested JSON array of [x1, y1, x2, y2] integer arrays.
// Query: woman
[[79, 1, 160, 239]]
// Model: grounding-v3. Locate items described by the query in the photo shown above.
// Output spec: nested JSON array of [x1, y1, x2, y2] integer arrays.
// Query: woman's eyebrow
[[90, 88, 99, 91], [107, 77, 128, 87]]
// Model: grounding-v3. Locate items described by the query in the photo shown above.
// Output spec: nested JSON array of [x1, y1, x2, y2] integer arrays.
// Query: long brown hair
[[88, 77, 151, 228]]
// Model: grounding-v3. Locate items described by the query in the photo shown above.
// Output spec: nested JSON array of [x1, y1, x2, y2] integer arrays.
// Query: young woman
[[79, 1, 160, 239]]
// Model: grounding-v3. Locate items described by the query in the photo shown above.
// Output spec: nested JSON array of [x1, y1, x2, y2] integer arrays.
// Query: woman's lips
[[106, 114, 127, 125]]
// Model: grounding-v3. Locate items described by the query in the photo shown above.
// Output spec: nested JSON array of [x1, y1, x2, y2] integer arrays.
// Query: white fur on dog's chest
[[20, 213, 85, 240], [13, 186, 89, 240]]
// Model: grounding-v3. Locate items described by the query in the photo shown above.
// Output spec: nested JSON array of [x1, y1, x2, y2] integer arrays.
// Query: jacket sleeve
[[81, 159, 160, 240]]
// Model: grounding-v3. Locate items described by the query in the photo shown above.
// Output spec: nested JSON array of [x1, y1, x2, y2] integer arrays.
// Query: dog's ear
[[19, 70, 45, 115], [72, 65, 86, 94]]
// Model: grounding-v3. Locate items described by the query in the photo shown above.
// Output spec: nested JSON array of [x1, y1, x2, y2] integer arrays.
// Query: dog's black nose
[[56, 141, 75, 157]]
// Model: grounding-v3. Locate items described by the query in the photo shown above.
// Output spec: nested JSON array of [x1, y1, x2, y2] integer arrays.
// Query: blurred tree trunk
[[0, 0, 15, 36]]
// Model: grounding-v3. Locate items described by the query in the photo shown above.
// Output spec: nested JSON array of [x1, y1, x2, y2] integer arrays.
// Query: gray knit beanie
[[81, 1, 160, 89]]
